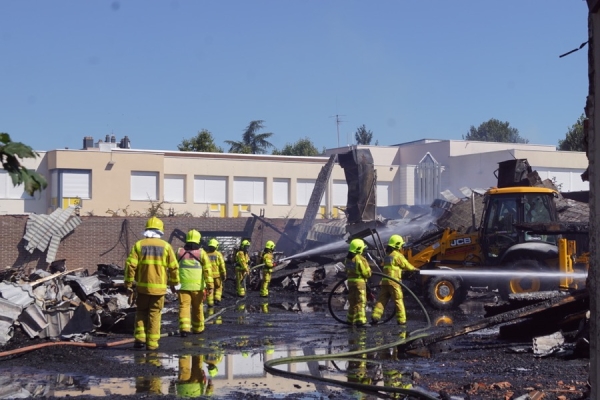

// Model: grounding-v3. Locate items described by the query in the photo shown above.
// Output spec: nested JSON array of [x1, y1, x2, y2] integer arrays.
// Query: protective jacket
[[235, 250, 250, 273], [207, 249, 226, 279], [177, 248, 212, 291], [125, 237, 179, 295], [345, 254, 371, 282], [381, 250, 416, 287]]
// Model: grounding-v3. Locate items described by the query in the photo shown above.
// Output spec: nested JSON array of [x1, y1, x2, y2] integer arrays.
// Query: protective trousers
[[372, 284, 407, 324], [346, 280, 367, 325], [134, 293, 165, 350], [206, 277, 223, 306], [259, 268, 272, 297], [178, 290, 205, 333], [235, 268, 247, 297]]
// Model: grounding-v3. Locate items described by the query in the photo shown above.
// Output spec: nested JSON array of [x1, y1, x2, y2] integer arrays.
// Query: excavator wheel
[[425, 275, 467, 310], [498, 258, 547, 300]]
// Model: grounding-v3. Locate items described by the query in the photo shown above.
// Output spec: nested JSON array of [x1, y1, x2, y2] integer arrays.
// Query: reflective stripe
[[137, 282, 168, 288]]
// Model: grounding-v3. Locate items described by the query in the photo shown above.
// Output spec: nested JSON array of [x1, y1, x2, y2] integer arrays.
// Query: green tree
[[272, 137, 320, 156], [463, 118, 528, 143], [178, 129, 223, 152], [355, 124, 373, 145], [0, 133, 47, 196], [225, 120, 274, 154], [558, 114, 586, 151]]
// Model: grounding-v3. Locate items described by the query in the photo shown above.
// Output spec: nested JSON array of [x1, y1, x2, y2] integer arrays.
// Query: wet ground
[[0, 281, 590, 400]]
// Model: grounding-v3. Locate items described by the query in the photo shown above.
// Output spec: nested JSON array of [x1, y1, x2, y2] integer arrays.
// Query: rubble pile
[[0, 262, 134, 347]]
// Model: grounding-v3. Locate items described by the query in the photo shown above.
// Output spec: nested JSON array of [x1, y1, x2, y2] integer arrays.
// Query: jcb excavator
[[402, 163, 589, 310]]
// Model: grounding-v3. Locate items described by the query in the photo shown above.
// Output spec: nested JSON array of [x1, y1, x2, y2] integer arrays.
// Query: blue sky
[[0, 1, 589, 153]]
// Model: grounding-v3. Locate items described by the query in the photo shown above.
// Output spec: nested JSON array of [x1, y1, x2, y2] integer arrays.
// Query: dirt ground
[[0, 279, 591, 400]]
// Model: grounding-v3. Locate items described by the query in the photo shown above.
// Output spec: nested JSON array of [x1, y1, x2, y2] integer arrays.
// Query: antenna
[[329, 114, 346, 147]]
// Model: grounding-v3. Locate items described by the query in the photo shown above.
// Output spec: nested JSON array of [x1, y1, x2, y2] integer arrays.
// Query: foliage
[[225, 120, 274, 154], [558, 114, 586, 151], [178, 129, 223, 152], [463, 119, 528, 143], [0, 133, 47, 195], [355, 125, 373, 145], [272, 137, 320, 156]]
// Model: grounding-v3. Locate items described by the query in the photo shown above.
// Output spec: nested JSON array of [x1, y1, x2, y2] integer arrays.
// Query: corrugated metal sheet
[[0, 282, 35, 309], [23, 206, 81, 263], [64, 275, 102, 296], [0, 298, 23, 345], [19, 303, 49, 338]]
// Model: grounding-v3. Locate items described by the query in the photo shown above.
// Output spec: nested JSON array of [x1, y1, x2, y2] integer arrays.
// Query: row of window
[[1, 169, 392, 207]]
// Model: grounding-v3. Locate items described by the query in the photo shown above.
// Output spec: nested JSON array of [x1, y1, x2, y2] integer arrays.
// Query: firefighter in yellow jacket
[[235, 239, 251, 297], [205, 239, 226, 306], [371, 235, 417, 325], [125, 217, 179, 351], [260, 240, 276, 297], [176, 229, 212, 336], [345, 238, 372, 326]]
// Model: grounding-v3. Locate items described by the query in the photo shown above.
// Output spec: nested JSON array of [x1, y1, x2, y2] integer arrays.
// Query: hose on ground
[[0, 300, 234, 359], [265, 271, 436, 400]]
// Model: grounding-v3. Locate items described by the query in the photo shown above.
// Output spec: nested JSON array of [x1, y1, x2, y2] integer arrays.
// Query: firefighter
[[125, 216, 179, 351], [176, 229, 212, 336], [176, 354, 207, 398], [260, 240, 276, 297], [345, 238, 372, 327], [371, 234, 417, 326], [235, 239, 251, 297], [205, 238, 226, 307]]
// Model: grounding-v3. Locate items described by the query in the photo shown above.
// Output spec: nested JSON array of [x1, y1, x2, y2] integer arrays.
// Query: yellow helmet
[[186, 229, 201, 244], [241, 239, 250, 248], [265, 240, 275, 250], [388, 234, 404, 249], [349, 238, 365, 254], [208, 238, 219, 248], [145, 217, 164, 233]]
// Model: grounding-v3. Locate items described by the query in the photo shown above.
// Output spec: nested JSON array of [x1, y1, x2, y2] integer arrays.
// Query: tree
[[272, 137, 321, 156], [558, 114, 586, 151], [355, 124, 373, 145], [0, 133, 47, 196], [225, 120, 274, 154], [178, 129, 223, 153], [463, 119, 528, 143]]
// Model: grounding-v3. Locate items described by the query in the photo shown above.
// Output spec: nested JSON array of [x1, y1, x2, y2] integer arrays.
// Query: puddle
[[0, 345, 367, 398]]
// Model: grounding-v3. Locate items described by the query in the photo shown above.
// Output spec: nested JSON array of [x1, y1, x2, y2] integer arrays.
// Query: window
[[131, 171, 158, 201], [297, 179, 325, 206], [0, 171, 34, 199], [194, 176, 226, 203], [164, 174, 185, 203], [377, 182, 391, 207], [273, 178, 290, 205], [233, 177, 265, 205], [332, 180, 347, 207], [62, 170, 91, 199]]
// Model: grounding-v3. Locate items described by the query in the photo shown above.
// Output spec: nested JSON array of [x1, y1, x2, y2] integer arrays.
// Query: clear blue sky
[[0, 1, 589, 153]]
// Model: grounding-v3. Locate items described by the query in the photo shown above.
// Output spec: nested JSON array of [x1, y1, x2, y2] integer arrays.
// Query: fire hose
[[264, 271, 437, 400], [0, 303, 232, 359]]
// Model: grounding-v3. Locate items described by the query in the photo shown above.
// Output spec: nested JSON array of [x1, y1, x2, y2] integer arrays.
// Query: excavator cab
[[480, 187, 559, 264]]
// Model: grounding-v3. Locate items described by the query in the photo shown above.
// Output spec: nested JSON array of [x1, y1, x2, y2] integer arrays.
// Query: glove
[[170, 285, 178, 294], [126, 286, 134, 296], [272, 261, 278, 267], [221, 274, 226, 281]]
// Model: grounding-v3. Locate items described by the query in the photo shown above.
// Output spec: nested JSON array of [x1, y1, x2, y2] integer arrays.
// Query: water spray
[[419, 269, 588, 279]]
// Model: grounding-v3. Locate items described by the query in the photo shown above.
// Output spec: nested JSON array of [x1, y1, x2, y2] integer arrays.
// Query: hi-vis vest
[[344, 254, 371, 283], [125, 237, 179, 295], [177, 248, 207, 291]]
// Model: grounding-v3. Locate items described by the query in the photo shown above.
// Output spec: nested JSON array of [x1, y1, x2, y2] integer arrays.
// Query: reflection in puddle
[[0, 346, 355, 398]]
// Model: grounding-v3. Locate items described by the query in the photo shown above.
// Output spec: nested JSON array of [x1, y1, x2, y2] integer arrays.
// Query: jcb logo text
[[450, 238, 471, 247]]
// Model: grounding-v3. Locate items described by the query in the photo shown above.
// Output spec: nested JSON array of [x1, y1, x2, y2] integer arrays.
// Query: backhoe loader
[[402, 185, 589, 310]]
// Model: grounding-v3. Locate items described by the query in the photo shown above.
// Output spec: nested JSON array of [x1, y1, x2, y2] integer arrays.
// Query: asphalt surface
[[0, 279, 591, 400]]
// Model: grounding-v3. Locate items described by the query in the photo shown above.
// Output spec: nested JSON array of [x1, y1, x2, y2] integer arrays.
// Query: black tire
[[425, 275, 467, 310], [498, 258, 549, 301]]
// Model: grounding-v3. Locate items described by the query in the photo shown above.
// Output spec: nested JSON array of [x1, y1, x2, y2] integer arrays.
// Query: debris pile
[[0, 262, 134, 347]]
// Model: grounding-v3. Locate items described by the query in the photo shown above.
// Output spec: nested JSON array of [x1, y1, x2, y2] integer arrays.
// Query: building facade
[[0, 138, 589, 217]]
